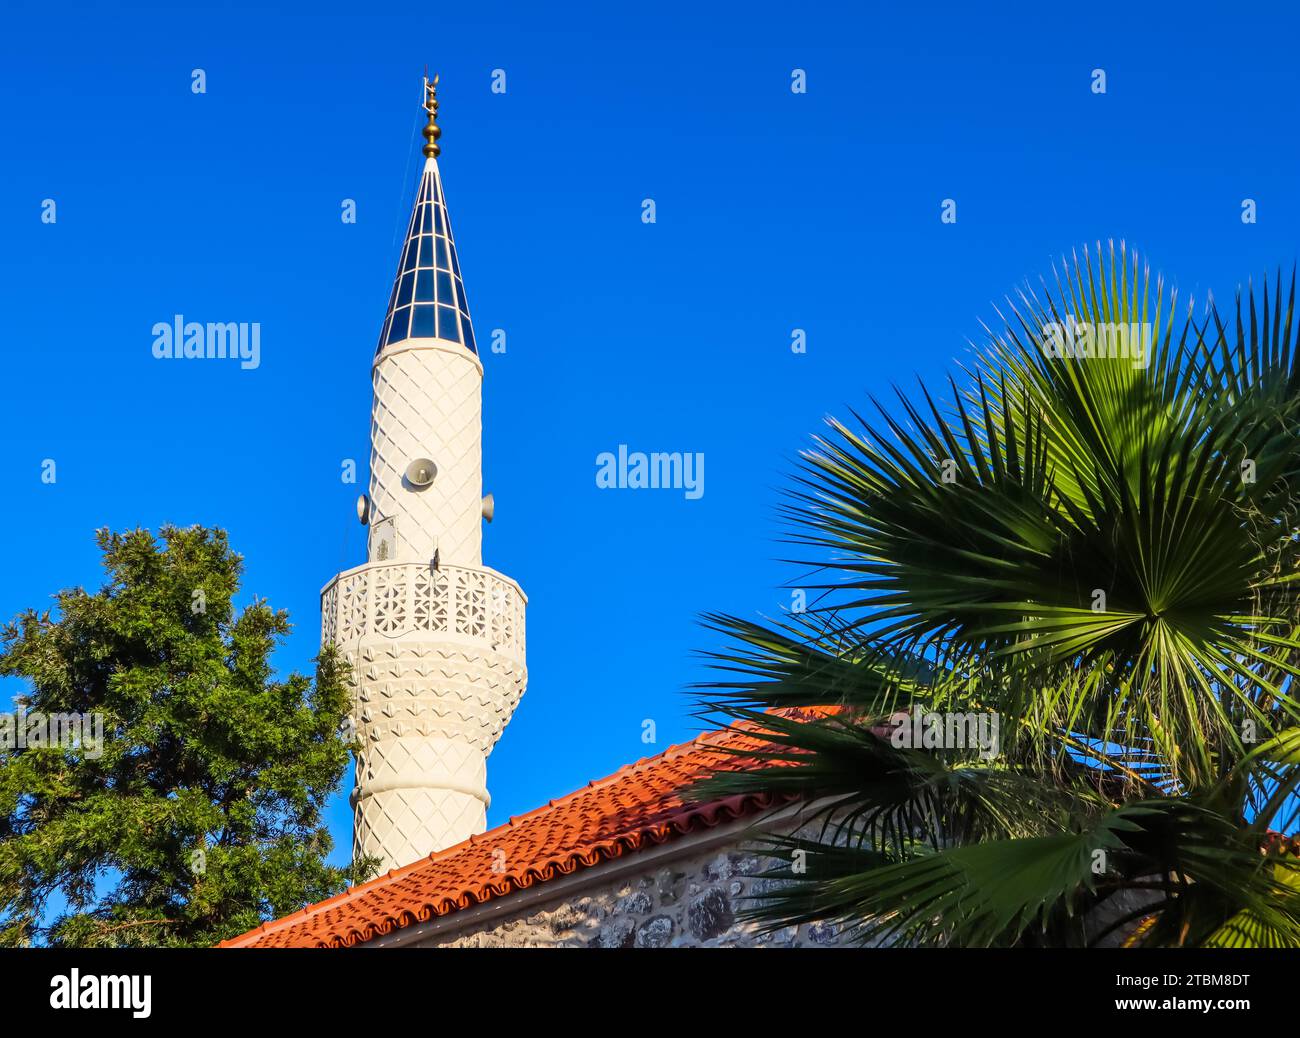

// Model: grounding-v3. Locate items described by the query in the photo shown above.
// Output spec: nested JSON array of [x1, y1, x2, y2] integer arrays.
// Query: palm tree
[[694, 243, 1300, 947]]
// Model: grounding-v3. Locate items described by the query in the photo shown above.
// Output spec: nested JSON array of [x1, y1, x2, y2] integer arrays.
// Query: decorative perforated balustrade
[[321, 562, 526, 664]]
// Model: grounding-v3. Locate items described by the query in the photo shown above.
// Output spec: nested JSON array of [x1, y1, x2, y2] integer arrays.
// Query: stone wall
[[409, 836, 863, 948]]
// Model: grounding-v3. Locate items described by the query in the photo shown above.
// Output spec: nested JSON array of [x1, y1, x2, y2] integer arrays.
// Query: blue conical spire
[[377, 79, 476, 355]]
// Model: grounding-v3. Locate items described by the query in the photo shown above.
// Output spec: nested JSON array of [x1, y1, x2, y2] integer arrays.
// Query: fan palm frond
[[695, 245, 1300, 946]]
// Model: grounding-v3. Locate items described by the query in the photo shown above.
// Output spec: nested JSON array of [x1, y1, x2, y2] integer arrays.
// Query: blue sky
[[2, 0, 1299, 866]]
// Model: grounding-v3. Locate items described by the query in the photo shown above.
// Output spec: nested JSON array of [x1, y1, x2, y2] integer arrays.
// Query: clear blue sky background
[[2, 0, 1298, 867]]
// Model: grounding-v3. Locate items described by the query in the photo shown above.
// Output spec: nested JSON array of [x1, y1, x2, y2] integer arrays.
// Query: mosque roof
[[219, 723, 789, 949]]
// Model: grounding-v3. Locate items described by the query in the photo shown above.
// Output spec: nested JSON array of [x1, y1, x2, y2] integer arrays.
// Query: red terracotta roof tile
[[219, 721, 790, 949]]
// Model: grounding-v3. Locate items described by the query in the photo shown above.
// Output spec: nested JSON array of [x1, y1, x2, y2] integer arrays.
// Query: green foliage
[[696, 244, 1300, 947], [0, 525, 372, 947]]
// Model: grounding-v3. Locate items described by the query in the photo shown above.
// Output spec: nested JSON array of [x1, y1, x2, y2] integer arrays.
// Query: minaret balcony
[[321, 560, 526, 665]]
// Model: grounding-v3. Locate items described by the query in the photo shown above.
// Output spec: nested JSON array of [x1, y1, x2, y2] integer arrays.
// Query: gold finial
[[422, 74, 441, 158]]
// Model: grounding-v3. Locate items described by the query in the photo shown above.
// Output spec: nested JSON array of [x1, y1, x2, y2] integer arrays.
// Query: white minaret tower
[[322, 76, 527, 873]]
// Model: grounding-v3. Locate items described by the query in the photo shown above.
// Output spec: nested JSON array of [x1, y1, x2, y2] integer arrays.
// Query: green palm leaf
[[695, 244, 1300, 947]]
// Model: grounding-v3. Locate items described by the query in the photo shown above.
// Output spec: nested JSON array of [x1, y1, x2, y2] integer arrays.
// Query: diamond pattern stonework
[[323, 152, 527, 874]]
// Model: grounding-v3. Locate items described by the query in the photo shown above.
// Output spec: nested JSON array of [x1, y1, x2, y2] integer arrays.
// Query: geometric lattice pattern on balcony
[[321, 562, 526, 665]]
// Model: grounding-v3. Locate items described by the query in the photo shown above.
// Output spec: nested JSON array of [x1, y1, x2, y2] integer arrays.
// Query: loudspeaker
[[405, 458, 437, 487]]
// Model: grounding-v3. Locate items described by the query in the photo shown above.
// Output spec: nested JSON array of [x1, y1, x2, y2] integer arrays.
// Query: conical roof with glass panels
[[377, 157, 477, 355]]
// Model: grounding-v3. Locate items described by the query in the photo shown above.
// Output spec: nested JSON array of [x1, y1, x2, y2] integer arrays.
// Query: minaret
[[322, 76, 527, 873]]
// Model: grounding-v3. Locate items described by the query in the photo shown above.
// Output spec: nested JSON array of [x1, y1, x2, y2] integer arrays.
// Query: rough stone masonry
[[409, 839, 869, 948]]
